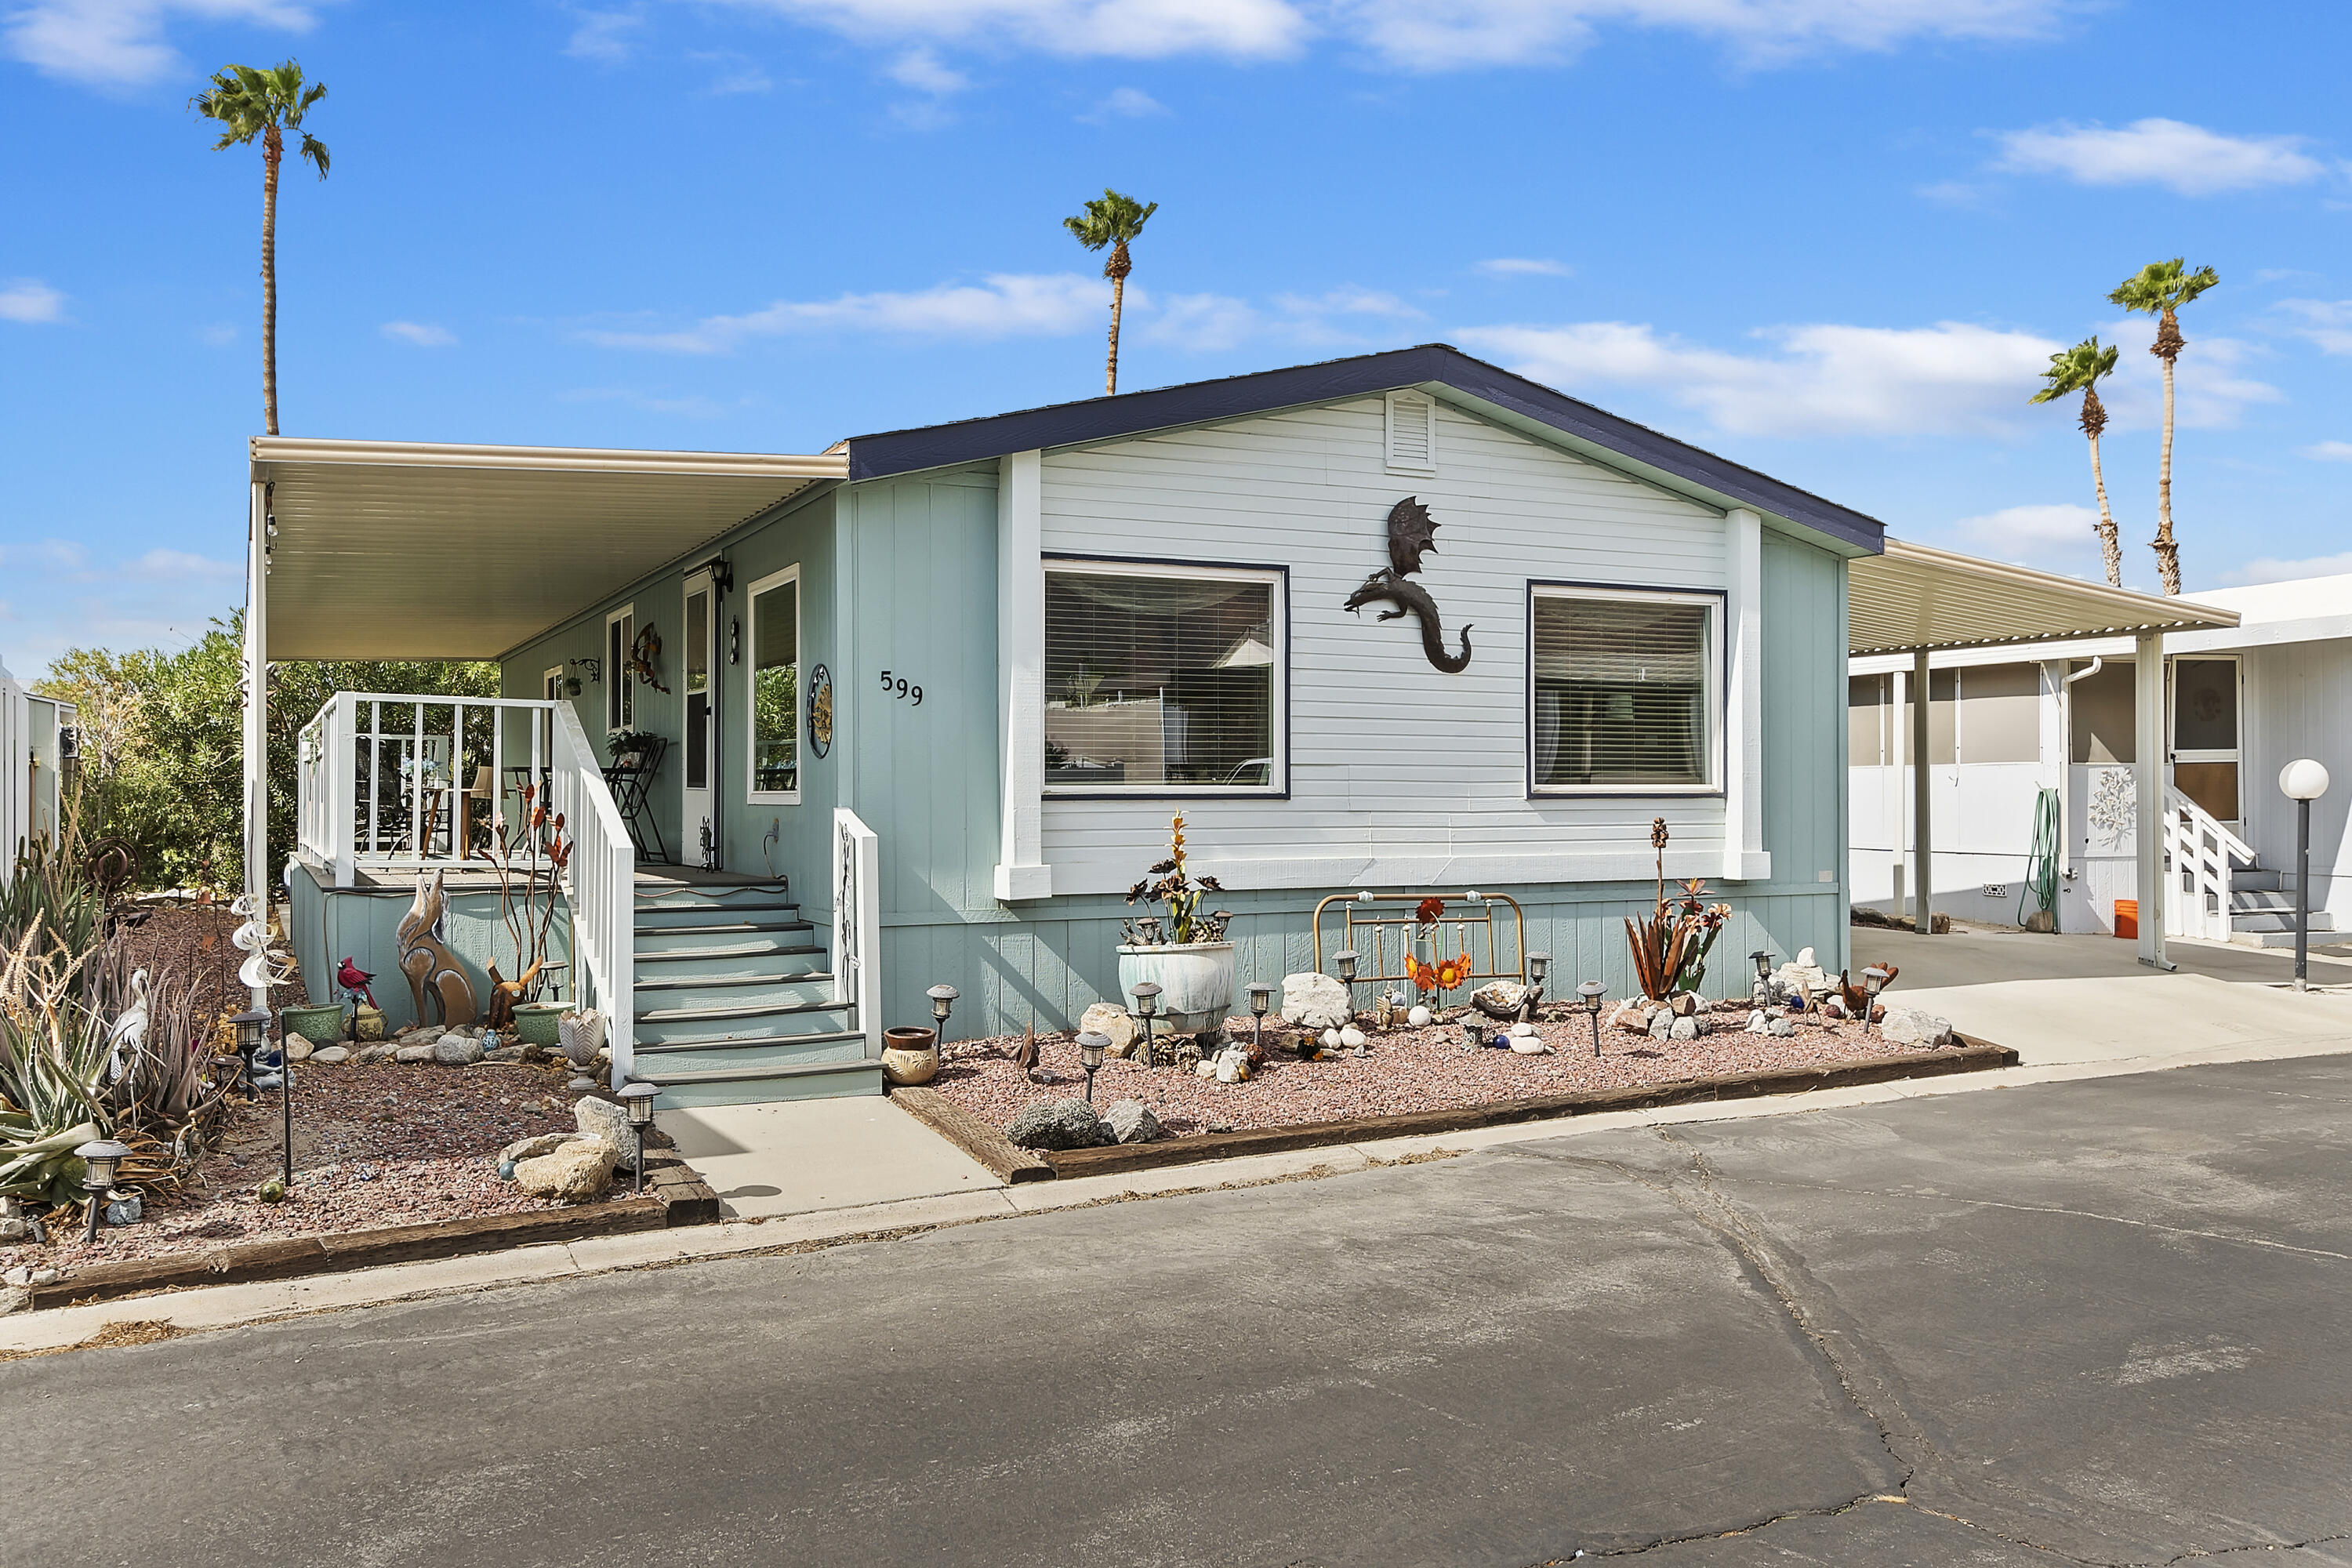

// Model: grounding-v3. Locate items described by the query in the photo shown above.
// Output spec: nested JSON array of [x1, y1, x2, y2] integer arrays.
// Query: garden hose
[[2020, 786, 2060, 931]]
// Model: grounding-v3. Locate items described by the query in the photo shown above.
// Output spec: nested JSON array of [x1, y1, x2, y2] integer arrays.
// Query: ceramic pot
[[281, 1002, 348, 1045], [514, 1002, 565, 1047], [881, 1026, 939, 1087], [353, 1006, 387, 1042], [1116, 942, 1237, 1036]]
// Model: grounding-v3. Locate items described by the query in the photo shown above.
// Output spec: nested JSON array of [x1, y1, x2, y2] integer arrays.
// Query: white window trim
[[1042, 555, 1288, 799], [543, 665, 565, 702], [1526, 582, 1725, 798], [745, 564, 802, 806], [604, 604, 635, 734]]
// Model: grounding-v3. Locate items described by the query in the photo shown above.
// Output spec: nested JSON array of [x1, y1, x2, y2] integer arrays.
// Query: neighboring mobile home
[[1849, 572, 2352, 944], [1, 659, 76, 869], [257, 345, 1884, 1105]]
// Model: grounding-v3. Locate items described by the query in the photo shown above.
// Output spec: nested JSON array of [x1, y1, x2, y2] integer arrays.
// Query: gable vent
[[1385, 389, 1438, 474]]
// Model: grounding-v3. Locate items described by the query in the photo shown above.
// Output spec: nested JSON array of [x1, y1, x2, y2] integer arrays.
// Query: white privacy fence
[[2164, 784, 2254, 943]]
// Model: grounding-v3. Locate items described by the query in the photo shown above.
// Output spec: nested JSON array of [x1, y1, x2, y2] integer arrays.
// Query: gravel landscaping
[[930, 999, 1956, 1141], [2, 1058, 595, 1275]]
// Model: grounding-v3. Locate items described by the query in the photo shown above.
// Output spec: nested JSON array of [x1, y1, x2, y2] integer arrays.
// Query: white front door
[[681, 579, 718, 866], [2171, 655, 2243, 829]]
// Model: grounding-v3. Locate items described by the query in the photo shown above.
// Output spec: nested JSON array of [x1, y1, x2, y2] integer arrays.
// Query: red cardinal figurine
[[336, 956, 378, 1010]]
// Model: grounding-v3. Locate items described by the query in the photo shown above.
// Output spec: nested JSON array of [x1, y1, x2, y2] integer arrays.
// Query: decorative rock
[[1195, 1059, 1218, 1079], [1004, 1098, 1113, 1152], [2, 1265, 31, 1288], [1648, 1011, 1673, 1041], [0, 1287, 27, 1318], [1746, 1011, 1771, 1036], [1078, 1003, 1142, 1057], [574, 1096, 641, 1168], [352, 1042, 399, 1065], [0, 1218, 27, 1242], [104, 1194, 143, 1226], [310, 1046, 350, 1065], [284, 1036, 314, 1062], [1508, 1033, 1552, 1054], [1669, 1016, 1698, 1041], [1406, 1005, 1433, 1028], [434, 1035, 486, 1067], [513, 1140, 617, 1203], [394, 1042, 437, 1065], [1280, 972, 1353, 1031], [31, 1266, 60, 1286], [1767, 1018, 1798, 1038], [484, 1044, 528, 1063], [1320, 1028, 1345, 1051], [499, 1131, 581, 1167], [1338, 1025, 1367, 1048], [1509, 1022, 1537, 1038], [1821, 996, 1848, 1020], [1103, 1099, 1164, 1145], [1879, 1007, 1955, 1049], [1610, 1003, 1650, 1033], [1214, 1046, 1249, 1083]]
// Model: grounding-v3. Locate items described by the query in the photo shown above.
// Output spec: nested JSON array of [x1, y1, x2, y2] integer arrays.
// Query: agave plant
[[0, 936, 114, 1204]]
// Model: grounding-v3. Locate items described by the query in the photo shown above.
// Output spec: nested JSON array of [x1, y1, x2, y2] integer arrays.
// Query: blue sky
[[3, 0, 2348, 672]]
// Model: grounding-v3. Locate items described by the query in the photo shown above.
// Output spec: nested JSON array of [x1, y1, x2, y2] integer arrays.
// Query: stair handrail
[[2161, 784, 2249, 942], [550, 701, 635, 1087], [833, 808, 881, 1064]]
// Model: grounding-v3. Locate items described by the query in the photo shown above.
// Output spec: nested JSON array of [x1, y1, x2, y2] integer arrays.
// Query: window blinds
[[1531, 592, 1713, 789]]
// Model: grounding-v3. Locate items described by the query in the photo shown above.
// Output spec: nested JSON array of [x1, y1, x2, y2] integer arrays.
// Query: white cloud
[[582, 272, 1108, 353], [713, 0, 1306, 59], [1458, 318, 2062, 438], [1140, 287, 1421, 352], [565, 8, 642, 61], [196, 321, 237, 345], [2091, 317, 2281, 430], [0, 278, 66, 323], [1475, 257, 1570, 278], [2275, 299, 2352, 355], [4, 0, 318, 87], [2223, 552, 2352, 587], [886, 45, 967, 91], [1951, 502, 2106, 561], [380, 320, 456, 347], [698, 52, 773, 93], [1081, 85, 1167, 121], [1138, 292, 1261, 352], [0, 539, 241, 673], [1994, 118, 2325, 196], [2300, 440, 2352, 462]]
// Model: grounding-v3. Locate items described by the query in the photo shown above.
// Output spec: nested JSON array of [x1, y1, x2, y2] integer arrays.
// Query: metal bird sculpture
[[336, 956, 378, 1011], [1011, 1024, 1040, 1081]]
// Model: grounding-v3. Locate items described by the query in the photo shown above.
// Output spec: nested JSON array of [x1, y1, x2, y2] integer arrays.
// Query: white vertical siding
[[1037, 396, 1733, 894]]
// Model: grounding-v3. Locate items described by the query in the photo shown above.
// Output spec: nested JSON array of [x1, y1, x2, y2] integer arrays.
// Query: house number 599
[[878, 670, 924, 706]]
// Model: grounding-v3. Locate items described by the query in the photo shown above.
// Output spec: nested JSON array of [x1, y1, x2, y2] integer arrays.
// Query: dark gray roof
[[843, 343, 1885, 554]]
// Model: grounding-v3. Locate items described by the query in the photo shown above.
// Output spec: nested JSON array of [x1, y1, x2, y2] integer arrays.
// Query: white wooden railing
[[551, 702, 635, 1089], [833, 808, 881, 1062], [296, 692, 562, 884], [2164, 784, 2254, 942]]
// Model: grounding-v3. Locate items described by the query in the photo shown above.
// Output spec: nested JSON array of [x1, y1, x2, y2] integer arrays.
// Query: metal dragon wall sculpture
[[1344, 495, 1472, 673]]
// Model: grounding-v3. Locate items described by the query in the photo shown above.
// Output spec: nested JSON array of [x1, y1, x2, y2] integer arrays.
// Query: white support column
[[243, 478, 270, 1007], [1720, 508, 1769, 882], [993, 449, 1051, 902], [1911, 644, 1933, 937], [2135, 630, 2170, 968]]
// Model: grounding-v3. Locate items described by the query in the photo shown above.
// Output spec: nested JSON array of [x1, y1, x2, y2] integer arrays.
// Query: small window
[[1530, 586, 1720, 794], [604, 605, 635, 732], [543, 666, 565, 702], [746, 567, 800, 803], [1044, 559, 1283, 794], [1385, 389, 1438, 474]]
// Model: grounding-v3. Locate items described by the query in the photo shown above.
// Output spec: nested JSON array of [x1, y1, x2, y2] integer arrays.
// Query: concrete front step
[[2230, 909, 2337, 933], [636, 1054, 883, 1109], [2230, 866, 2283, 892], [2229, 927, 2347, 949]]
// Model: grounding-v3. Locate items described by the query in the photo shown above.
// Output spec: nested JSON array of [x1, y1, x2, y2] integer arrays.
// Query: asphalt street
[[9, 1055, 2351, 1568]]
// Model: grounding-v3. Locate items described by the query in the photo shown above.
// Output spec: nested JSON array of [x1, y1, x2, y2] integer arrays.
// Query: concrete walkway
[[655, 1096, 1000, 1218]]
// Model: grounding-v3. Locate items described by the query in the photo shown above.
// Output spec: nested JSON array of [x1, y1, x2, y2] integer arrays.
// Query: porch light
[[2281, 760, 2332, 991], [75, 1140, 129, 1244], [1077, 1032, 1109, 1103], [1247, 982, 1272, 1056], [1130, 982, 1161, 1068], [1860, 967, 1890, 1033], [229, 1008, 272, 1102], [619, 1082, 659, 1196], [927, 984, 960, 1046], [1579, 980, 1606, 1058]]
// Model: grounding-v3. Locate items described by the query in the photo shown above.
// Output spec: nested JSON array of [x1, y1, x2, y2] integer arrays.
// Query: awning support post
[[244, 478, 271, 1009], [2135, 631, 2171, 970], [1911, 644, 1933, 938]]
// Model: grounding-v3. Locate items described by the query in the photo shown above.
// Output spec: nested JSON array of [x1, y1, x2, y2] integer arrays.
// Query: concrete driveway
[[9, 1053, 2349, 1566]]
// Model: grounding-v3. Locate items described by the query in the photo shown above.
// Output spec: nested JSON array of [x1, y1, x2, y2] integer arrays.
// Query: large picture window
[[746, 566, 800, 803], [1530, 585, 1720, 794], [1044, 559, 1283, 794]]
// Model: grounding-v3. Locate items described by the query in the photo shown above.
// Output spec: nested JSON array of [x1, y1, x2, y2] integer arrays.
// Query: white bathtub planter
[[1115, 942, 1236, 1036]]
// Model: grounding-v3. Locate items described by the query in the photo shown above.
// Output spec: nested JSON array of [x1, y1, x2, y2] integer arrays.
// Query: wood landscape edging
[[890, 1086, 1055, 1184], [1036, 1036, 2020, 1181], [31, 1152, 722, 1312]]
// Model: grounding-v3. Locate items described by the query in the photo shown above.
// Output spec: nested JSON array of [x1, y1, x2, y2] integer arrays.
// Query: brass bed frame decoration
[[1308, 891, 1533, 1012]]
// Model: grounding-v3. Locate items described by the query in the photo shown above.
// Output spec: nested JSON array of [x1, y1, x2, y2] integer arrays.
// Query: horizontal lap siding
[[1038, 397, 1730, 887]]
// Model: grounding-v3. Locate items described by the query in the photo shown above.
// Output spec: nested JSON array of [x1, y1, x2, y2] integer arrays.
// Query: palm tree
[[1063, 189, 1156, 395], [2030, 337, 2125, 587], [194, 61, 330, 437], [2107, 258, 2219, 595]]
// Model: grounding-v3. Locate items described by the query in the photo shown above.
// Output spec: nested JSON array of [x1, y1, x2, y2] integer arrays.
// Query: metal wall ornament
[[807, 663, 834, 758], [629, 623, 669, 694], [1343, 495, 1472, 673]]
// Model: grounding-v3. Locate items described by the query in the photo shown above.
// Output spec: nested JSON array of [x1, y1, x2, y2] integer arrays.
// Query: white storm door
[[682, 580, 717, 866], [2170, 655, 2242, 829]]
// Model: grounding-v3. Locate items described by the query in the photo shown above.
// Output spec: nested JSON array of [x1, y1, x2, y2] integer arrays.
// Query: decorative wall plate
[[808, 663, 834, 758]]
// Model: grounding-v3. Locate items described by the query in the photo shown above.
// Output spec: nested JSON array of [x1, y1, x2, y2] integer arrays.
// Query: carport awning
[[251, 437, 848, 660], [1849, 539, 2239, 656]]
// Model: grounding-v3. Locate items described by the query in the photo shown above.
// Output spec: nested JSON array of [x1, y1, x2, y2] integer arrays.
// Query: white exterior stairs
[[626, 873, 881, 1106], [2225, 862, 2337, 949]]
